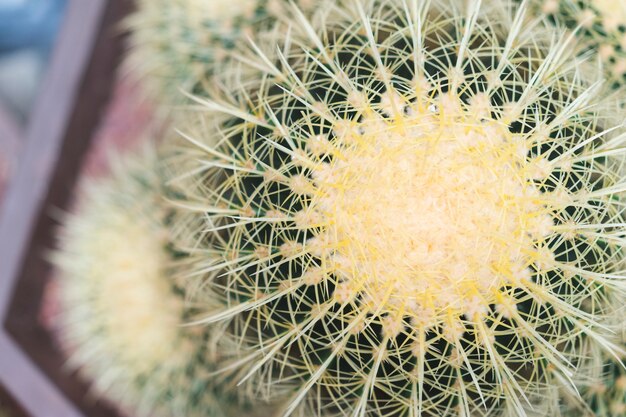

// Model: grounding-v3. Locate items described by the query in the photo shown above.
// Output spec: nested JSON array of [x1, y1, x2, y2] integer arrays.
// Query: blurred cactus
[[563, 324, 626, 417], [165, 1, 626, 416], [53, 146, 236, 417], [529, 0, 626, 90], [124, 0, 316, 105], [583, 353, 626, 417]]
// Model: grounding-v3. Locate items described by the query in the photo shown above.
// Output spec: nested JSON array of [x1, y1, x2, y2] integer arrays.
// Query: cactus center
[[305, 90, 552, 322], [93, 213, 183, 371]]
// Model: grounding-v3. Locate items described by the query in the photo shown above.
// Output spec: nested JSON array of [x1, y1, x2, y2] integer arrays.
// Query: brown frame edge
[[0, 0, 131, 416]]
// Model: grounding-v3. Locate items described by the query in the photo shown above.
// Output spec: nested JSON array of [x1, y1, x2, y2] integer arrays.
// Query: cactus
[[562, 322, 626, 417], [164, 0, 626, 416], [124, 0, 316, 105], [528, 0, 626, 91], [53, 145, 238, 417], [582, 351, 626, 417]]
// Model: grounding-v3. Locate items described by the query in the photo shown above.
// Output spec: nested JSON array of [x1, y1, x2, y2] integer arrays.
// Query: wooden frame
[[0, 0, 131, 415]]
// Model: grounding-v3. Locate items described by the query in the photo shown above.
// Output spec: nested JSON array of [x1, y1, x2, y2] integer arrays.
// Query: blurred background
[[0, 0, 67, 123], [0, 1, 144, 416], [0, 1, 68, 415], [0, 0, 67, 201]]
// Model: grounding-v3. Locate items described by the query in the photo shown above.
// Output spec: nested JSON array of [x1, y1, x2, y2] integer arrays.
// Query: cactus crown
[[299, 70, 552, 325], [167, 0, 626, 416], [125, 0, 264, 102]]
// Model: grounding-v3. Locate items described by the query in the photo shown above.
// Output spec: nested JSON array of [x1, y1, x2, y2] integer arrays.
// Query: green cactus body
[[165, 0, 626, 415], [53, 146, 239, 417]]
